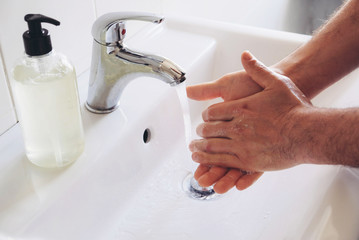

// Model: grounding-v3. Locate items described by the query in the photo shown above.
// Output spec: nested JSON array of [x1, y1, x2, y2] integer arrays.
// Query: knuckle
[[253, 60, 270, 74], [231, 105, 245, 115], [256, 62, 268, 72], [230, 121, 246, 134], [192, 152, 204, 162], [198, 123, 214, 137], [221, 153, 239, 168], [249, 58, 266, 73], [226, 170, 241, 181], [240, 102, 249, 110], [203, 140, 214, 152], [218, 73, 231, 83]]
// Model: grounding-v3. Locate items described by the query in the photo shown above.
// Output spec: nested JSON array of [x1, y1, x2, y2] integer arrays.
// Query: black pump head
[[23, 14, 60, 56]]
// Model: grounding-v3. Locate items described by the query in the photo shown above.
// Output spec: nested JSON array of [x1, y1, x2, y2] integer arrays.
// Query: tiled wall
[[0, 0, 343, 135]]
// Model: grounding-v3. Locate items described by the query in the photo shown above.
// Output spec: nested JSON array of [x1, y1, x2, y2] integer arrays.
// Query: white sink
[[1, 16, 359, 240]]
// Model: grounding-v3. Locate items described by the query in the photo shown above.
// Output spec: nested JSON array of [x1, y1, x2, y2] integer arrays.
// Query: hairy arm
[[273, 0, 359, 99], [286, 107, 359, 167]]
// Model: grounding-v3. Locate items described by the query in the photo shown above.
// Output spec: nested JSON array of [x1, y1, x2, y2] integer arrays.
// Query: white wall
[[162, 0, 292, 31], [0, 52, 16, 134], [0, 0, 96, 136], [0, 0, 343, 135]]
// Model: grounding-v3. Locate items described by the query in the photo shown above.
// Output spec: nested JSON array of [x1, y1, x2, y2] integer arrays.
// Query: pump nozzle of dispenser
[[23, 14, 60, 56]]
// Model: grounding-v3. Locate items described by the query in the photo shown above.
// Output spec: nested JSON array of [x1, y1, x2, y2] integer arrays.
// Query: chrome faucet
[[86, 12, 186, 113]]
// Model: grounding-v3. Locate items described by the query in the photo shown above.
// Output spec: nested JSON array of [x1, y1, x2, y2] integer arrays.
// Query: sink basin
[[1, 16, 359, 239]]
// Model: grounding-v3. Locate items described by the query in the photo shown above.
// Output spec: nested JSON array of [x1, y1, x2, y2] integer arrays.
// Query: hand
[[188, 51, 312, 191], [186, 68, 262, 102], [193, 164, 264, 193], [187, 54, 264, 194]]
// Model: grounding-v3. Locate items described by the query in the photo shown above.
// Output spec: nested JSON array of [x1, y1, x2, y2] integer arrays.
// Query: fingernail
[[196, 124, 204, 136], [202, 109, 209, 121], [185, 86, 191, 97], [189, 142, 195, 152], [189, 140, 200, 152], [192, 152, 200, 162], [242, 51, 253, 61]]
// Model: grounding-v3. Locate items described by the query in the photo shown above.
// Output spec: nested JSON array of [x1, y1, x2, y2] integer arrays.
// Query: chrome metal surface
[[92, 12, 164, 45], [86, 12, 186, 113]]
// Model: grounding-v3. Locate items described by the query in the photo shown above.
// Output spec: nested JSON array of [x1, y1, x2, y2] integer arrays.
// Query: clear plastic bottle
[[11, 14, 84, 168]]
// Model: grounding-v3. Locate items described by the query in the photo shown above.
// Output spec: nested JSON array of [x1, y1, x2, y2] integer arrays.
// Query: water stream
[[175, 82, 220, 200], [174, 83, 192, 146]]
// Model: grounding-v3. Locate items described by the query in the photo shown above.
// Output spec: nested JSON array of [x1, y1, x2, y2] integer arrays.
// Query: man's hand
[[188, 51, 312, 193], [186, 53, 264, 194], [186, 68, 262, 102]]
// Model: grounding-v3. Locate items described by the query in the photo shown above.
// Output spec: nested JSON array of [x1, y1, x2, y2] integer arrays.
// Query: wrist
[[271, 57, 315, 99], [281, 106, 319, 166], [285, 107, 359, 167]]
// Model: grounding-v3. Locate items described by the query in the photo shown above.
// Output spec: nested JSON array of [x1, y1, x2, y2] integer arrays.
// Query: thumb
[[241, 51, 276, 89], [186, 81, 223, 101]]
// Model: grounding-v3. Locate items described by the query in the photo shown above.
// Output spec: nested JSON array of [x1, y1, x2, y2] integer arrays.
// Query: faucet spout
[[85, 12, 186, 114], [85, 43, 186, 114], [114, 46, 186, 86]]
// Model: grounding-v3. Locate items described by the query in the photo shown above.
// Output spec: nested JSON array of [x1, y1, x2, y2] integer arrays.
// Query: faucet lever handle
[[92, 12, 164, 45]]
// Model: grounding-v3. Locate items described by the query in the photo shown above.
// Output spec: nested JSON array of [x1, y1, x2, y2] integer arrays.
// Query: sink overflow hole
[[143, 128, 151, 144]]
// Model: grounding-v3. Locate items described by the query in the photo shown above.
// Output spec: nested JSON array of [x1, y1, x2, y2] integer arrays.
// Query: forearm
[[289, 107, 359, 167], [273, 0, 359, 99]]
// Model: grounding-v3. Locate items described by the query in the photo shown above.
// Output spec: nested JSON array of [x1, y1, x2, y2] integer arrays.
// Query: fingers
[[189, 138, 235, 155], [236, 172, 263, 190], [194, 164, 211, 180], [213, 169, 245, 194], [191, 151, 241, 169], [194, 165, 244, 194], [194, 164, 262, 194], [196, 122, 228, 138], [195, 118, 248, 139], [241, 51, 277, 89], [196, 166, 229, 187], [186, 81, 223, 101], [202, 100, 247, 122]]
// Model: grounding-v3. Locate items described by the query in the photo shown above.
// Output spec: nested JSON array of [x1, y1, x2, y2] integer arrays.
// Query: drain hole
[[143, 128, 151, 144]]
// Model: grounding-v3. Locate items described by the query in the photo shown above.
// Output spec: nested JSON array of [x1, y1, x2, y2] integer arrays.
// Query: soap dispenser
[[11, 14, 85, 168]]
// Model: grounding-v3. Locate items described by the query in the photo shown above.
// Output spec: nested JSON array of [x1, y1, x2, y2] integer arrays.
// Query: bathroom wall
[[282, 0, 344, 35], [0, 52, 16, 134], [0, 0, 96, 136], [0, 0, 344, 135], [162, 0, 293, 31]]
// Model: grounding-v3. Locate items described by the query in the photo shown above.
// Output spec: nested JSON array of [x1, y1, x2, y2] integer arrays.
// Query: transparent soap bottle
[[11, 14, 84, 168]]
